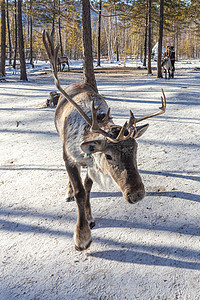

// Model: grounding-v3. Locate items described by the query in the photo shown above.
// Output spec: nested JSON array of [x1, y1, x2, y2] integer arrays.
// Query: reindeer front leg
[[84, 171, 95, 229], [73, 181, 92, 251], [63, 153, 92, 250]]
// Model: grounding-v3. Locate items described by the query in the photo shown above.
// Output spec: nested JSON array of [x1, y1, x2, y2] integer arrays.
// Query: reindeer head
[[81, 123, 149, 203]]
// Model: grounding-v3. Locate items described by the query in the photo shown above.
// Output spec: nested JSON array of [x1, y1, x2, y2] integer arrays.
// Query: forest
[[0, 0, 199, 79]]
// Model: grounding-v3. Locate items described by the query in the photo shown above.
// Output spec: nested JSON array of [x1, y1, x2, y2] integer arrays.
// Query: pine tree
[[157, 0, 164, 78], [0, 0, 6, 78], [81, 0, 97, 92], [18, 0, 28, 80]]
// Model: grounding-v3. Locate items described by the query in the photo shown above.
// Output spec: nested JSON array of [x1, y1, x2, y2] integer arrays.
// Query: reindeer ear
[[80, 140, 106, 154], [134, 124, 149, 139]]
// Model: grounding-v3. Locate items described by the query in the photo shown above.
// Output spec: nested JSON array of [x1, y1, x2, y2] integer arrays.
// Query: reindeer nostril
[[125, 190, 145, 204], [126, 193, 133, 204]]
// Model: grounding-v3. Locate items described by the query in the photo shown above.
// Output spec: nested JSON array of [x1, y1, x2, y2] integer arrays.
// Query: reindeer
[[57, 56, 70, 72], [43, 31, 166, 251], [162, 55, 173, 79]]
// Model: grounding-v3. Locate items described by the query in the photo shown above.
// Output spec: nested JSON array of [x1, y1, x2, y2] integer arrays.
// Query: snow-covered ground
[[0, 59, 200, 299]]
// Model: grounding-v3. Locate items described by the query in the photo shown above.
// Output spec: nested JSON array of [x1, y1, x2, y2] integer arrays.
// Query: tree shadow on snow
[[140, 169, 200, 183], [147, 191, 200, 202], [94, 216, 200, 237]]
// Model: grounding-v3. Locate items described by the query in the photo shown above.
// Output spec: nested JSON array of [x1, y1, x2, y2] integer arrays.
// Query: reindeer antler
[[43, 30, 166, 144], [106, 89, 166, 142], [134, 89, 166, 123]]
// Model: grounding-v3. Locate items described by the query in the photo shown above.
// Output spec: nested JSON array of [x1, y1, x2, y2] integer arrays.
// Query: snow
[[0, 59, 200, 299]]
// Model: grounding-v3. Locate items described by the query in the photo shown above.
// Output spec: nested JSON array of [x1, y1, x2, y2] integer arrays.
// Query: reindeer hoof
[[74, 224, 92, 251], [89, 221, 96, 229], [66, 196, 75, 202], [75, 239, 92, 251]]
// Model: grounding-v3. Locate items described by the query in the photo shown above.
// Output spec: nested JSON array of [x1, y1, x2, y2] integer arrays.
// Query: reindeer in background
[[162, 53, 173, 79], [57, 56, 70, 72], [43, 31, 166, 251]]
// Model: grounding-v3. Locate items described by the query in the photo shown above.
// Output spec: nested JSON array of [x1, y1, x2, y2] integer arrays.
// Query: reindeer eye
[[105, 154, 112, 160]]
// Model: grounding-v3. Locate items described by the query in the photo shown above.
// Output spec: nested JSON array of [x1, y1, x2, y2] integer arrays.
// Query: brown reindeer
[[43, 31, 166, 251], [57, 56, 70, 72]]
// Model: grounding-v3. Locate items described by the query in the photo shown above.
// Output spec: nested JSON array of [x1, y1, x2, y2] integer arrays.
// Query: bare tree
[[29, 0, 34, 67], [157, 0, 164, 78], [0, 0, 6, 78], [81, 0, 97, 92], [147, 0, 152, 75], [143, 10, 148, 67], [18, 0, 28, 80], [58, 0, 63, 56], [13, 0, 17, 70], [6, 0, 12, 65], [115, 5, 119, 62], [97, 0, 102, 67]]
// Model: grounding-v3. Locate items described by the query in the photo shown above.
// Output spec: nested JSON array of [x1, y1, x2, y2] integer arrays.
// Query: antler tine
[[89, 100, 120, 143], [127, 110, 137, 138], [128, 110, 136, 128], [160, 88, 166, 111], [102, 107, 112, 123], [134, 89, 166, 123], [43, 30, 59, 74], [116, 122, 129, 141], [91, 100, 102, 131]]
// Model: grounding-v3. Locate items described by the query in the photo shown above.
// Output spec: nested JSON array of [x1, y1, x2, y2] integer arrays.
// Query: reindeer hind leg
[[66, 181, 75, 202], [67, 61, 70, 71]]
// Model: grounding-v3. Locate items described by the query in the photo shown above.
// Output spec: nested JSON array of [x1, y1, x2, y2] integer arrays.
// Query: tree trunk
[[81, 0, 97, 92], [30, 0, 34, 67], [123, 23, 127, 67], [52, 0, 56, 33], [58, 0, 63, 56], [147, 0, 152, 74], [143, 11, 148, 67], [6, 0, 12, 65], [175, 23, 178, 61], [157, 0, 164, 78], [0, 0, 6, 78], [18, 0, 28, 80], [97, 0, 102, 67], [115, 8, 119, 62], [13, 0, 17, 69]]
